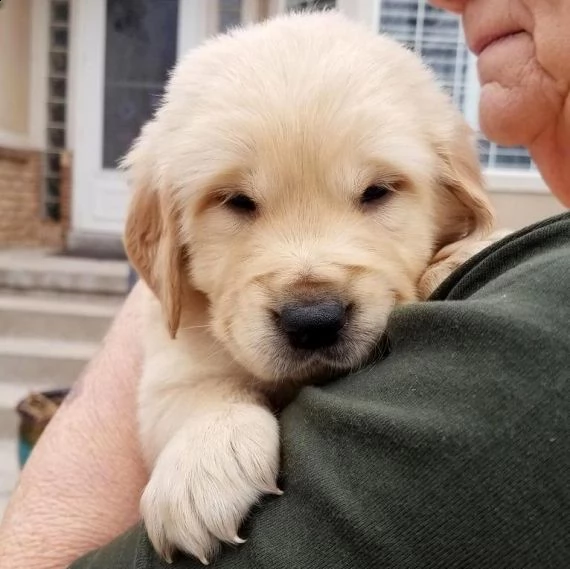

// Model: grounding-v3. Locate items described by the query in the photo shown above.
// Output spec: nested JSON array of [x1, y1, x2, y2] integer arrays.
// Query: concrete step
[[0, 337, 97, 386], [0, 248, 128, 516], [0, 248, 129, 296], [0, 387, 23, 520], [0, 437, 19, 521], [0, 292, 120, 343], [0, 406, 17, 438]]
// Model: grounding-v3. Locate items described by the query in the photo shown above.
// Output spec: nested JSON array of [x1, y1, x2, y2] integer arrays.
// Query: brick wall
[[0, 146, 64, 248]]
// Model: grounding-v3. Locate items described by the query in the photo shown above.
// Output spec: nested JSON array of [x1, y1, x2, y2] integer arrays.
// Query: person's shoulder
[[432, 212, 570, 302]]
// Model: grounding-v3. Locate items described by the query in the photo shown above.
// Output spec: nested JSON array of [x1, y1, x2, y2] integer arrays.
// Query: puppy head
[[124, 11, 493, 382]]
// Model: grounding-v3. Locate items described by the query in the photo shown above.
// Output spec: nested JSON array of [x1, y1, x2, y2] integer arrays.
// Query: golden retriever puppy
[[123, 10, 500, 564]]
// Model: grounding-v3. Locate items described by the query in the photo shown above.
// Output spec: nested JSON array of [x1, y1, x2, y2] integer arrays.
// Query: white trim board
[[0, 130, 32, 150], [28, 0, 49, 150], [485, 170, 549, 194]]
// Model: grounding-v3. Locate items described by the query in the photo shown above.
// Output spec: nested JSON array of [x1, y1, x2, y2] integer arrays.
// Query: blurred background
[[0, 0, 565, 517]]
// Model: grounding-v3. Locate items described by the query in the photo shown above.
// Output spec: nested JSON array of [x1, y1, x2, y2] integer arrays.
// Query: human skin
[[0, 2, 569, 568], [0, 283, 148, 569], [431, 0, 570, 207]]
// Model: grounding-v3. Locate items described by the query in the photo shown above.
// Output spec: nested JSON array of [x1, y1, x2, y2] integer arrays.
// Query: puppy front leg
[[418, 228, 512, 298], [139, 372, 280, 564]]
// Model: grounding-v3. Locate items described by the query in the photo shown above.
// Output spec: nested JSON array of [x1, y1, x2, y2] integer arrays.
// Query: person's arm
[[70, 213, 570, 569], [0, 283, 148, 569]]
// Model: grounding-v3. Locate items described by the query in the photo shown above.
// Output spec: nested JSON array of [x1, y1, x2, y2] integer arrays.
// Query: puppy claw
[[154, 538, 175, 564], [265, 486, 284, 496], [142, 405, 279, 565]]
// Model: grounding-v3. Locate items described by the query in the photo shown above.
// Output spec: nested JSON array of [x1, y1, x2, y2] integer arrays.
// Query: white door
[[71, 0, 244, 237]]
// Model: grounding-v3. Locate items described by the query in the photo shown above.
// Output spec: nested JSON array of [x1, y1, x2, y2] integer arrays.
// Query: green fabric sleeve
[[70, 213, 570, 569]]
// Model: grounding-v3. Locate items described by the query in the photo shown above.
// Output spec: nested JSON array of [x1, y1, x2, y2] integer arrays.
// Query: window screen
[[287, 0, 336, 11]]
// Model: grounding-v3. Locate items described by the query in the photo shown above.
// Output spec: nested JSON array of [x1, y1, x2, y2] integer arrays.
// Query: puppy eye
[[360, 184, 392, 205], [225, 193, 257, 213]]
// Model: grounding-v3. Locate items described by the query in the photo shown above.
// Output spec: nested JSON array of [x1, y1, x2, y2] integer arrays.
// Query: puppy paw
[[418, 228, 512, 298], [141, 403, 280, 564]]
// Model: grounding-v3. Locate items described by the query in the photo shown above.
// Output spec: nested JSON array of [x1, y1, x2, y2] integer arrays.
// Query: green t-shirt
[[71, 212, 570, 569]]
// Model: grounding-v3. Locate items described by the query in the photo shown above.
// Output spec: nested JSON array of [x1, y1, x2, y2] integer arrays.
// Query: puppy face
[[124, 12, 493, 383]]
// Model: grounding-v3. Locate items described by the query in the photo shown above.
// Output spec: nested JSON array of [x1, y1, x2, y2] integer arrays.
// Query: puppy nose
[[278, 300, 347, 350]]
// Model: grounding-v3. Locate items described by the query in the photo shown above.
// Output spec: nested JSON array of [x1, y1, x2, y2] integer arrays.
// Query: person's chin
[[477, 33, 556, 147]]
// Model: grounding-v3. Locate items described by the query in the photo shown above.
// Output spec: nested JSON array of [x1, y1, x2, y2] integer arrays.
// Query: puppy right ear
[[418, 119, 495, 298], [122, 130, 185, 338]]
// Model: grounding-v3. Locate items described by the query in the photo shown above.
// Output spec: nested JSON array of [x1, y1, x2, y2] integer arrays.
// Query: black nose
[[278, 300, 347, 350]]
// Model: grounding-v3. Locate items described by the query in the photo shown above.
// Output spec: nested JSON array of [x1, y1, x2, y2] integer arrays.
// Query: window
[[102, 0, 179, 170], [377, 0, 535, 171], [44, 0, 71, 221], [287, 0, 336, 11]]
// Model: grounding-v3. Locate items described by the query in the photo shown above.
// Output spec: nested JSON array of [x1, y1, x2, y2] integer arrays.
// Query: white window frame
[[268, 0, 548, 194]]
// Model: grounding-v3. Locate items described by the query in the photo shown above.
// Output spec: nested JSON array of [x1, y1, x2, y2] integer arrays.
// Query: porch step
[[0, 437, 19, 521], [0, 248, 129, 296], [0, 292, 120, 343], [0, 250, 128, 518], [0, 337, 97, 385]]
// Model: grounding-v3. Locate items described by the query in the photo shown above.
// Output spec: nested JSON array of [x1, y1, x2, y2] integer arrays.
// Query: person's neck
[[529, 116, 570, 208]]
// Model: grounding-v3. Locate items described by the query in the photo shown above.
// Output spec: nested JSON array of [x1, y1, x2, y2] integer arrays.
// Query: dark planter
[[16, 389, 70, 468]]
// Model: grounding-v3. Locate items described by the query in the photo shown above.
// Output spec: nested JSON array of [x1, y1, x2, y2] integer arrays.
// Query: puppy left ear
[[121, 122, 187, 338], [419, 121, 495, 297], [124, 181, 185, 338]]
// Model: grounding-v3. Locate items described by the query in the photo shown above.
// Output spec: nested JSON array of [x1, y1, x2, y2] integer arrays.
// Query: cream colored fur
[[123, 10, 505, 564]]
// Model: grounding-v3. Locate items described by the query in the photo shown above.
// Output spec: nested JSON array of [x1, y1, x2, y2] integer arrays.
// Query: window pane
[[50, 77, 66, 99], [219, 0, 242, 33], [51, 1, 70, 24], [49, 102, 66, 124], [102, 0, 179, 169], [51, 26, 69, 49], [287, 0, 336, 11], [379, 0, 534, 170], [50, 51, 67, 75]]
